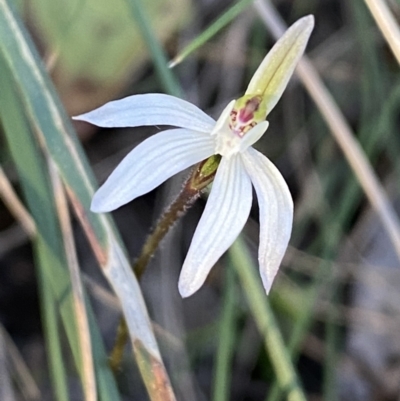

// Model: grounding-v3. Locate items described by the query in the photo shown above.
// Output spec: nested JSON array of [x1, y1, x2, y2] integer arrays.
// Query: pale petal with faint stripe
[[91, 129, 215, 212], [178, 156, 252, 297], [241, 148, 293, 293], [74, 93, 216, 133]]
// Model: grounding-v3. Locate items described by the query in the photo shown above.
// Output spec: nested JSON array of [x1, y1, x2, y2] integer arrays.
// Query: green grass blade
[[0, 57, 121, 401], [36, 247, 69, 401], [169, 0, 253, 67], [229, 239, 307, 401], [212, 268, 237, 401], [127, 0, 182, 96], [266, 256, 336, 401], [0, 1, 176, 398]]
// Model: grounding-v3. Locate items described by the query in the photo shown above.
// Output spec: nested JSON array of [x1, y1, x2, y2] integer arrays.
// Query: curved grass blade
[[0, 61, 119, 401], [0, 0, 176, 399]]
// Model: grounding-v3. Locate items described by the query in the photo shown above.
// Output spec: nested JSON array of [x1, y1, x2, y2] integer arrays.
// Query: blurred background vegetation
[[1, 0, 400, 400]]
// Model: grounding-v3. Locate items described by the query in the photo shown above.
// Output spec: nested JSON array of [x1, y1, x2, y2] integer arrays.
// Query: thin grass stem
[[212, 267, 237, 401], [364, 0, 400, 65], [49, 160, 97, 401], [0, 324, 40, 401], [169, 0, 254, 67], [126, 0, 182, 97], [0, 166, 36, 237], [0, 329, 16, 401]]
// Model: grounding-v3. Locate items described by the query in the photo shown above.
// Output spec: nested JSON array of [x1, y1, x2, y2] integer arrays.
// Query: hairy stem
[[110, 155, 221, 373]]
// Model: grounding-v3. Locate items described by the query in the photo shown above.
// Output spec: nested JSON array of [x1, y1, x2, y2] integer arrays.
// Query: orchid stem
[[133, 181, 200, 279], [109, 156, 221, 373]]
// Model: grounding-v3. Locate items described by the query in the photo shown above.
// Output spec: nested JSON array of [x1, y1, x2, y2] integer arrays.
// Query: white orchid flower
[[74, 16, 314, 297]]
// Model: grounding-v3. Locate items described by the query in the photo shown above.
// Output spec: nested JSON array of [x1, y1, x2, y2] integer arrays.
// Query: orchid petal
[[245, 15, 314, 115], [91, 129, 215, 212], [238, 121, 269, 153], [241, 148, 293, 294], [210, 100, 235, 136], [215, 120, 269, 159], [178, 156, 252, 297], [74, 93, 216, 133]]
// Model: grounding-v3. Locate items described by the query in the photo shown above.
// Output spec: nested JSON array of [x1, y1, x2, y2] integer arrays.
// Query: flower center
[[228, 95, 267, 137], [212, 95, 269, 159]]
